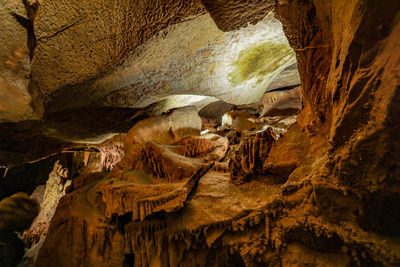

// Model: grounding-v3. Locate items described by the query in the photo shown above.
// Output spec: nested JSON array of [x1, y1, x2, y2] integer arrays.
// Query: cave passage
[[1, 0, 399, 266]]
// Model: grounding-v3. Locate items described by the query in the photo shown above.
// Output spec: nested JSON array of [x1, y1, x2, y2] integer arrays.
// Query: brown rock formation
[[0, 135, 125, 265], [0, 192, 39, 232], [99, 118, 228, 221], [36, 110, 231, 266], [35, 0, 400, 264], [0, 0, 299, 163], [199, 101, 235, 126], [0, 192, 40, 267], [0, 0, 399, 266], [0, 0, 37, 122], [30, 0, 205, 109], [259, 86, 302, 117], [125, 107, 202, 146], [229, 128, 277, 185], [202, 0, 274, 31]]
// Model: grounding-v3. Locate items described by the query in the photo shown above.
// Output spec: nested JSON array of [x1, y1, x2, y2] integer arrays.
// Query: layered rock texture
[[0, 0, 299, 165], [0, 0, 399, 266]]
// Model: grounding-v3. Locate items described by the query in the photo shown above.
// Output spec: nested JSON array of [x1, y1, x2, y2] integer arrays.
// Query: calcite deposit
[[0, 0, 399, 266], [229, 128, 277, 185]]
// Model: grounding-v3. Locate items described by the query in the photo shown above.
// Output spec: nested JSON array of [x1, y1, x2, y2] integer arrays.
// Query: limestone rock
[[22, 161, 70, 263], [36, 112, 232, 266], [199, 101, 235, 126], [229, 128, 276, 185], [259, 86, 302, 117], [0, 0, 36, 123], [99, 124, 229, 221], [30, 0, 205, 106], [125, 106, 202, 146], [96, 12, 296, 111], [0, 2, 299, 158], [123, 171, 281, 267]]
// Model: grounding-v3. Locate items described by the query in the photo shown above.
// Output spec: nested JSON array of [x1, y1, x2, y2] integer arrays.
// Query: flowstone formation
[[36, 103, 303, 266], [36, 107, 232, 266]]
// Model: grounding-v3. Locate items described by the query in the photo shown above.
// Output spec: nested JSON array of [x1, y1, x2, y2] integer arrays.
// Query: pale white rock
[[24, 161, 71, 264], [93, 12, 298, 109]]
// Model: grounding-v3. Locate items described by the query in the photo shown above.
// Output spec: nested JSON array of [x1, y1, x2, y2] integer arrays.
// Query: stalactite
[[229, 128, 276, 184]]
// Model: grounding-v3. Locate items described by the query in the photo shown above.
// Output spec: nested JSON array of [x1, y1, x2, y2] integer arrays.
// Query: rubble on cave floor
[[199, 86, 301, 136]]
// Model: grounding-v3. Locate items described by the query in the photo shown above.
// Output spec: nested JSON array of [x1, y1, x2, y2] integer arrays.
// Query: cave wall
[[36, 0, 400, 266], [29, 0, 205, 112], [0, 0, 300, 164], [276, 0, 400, 232], [0, 0, 36, 122], [0, 0, 399, 266]]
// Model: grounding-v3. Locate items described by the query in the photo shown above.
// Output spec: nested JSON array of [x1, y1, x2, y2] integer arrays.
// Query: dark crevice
[[111, 212, 133, 234], [0, 167, 7, 178], [286, 229, 344, 254], [122, 253, 135, 267], [267, 84, 301, 93], [359, 191, 400, 236], [36, 17, 83, 41], [10, 13, 36, 60], [64, 147, 101, 153], [185, 163, 215, 203]]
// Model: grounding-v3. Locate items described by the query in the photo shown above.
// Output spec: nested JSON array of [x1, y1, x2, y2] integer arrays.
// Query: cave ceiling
[[0, 0, 299, 165]]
